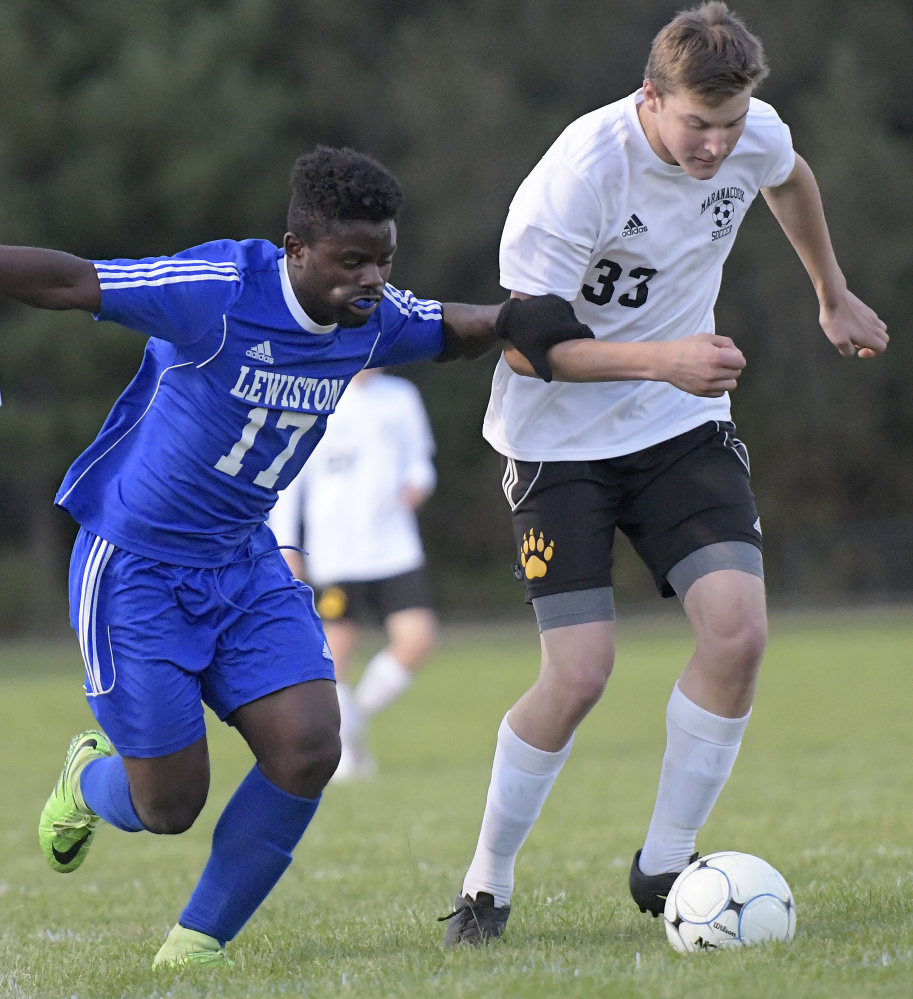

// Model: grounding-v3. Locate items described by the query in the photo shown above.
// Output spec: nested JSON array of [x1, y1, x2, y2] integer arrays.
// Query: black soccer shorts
[[314, 565, 434, 626], [501, 420, 762, 602]]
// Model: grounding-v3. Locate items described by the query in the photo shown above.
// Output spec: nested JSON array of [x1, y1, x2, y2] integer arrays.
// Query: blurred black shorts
[[314, 565, 434, 625]]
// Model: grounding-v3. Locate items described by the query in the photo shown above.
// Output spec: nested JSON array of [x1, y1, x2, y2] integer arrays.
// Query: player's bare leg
[[384, 607, 438, 672], [231, 679, 341, 797], [352, 607, 437, 719], [678, 569, 767, 718], [444, 619, 614, 945], [339, 607, 438, 781], [122, 737, 211, 834], [633, 570, 766, 913], [508, 618, 615, 750]]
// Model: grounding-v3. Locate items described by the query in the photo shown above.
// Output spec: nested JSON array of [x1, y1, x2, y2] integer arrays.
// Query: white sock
[[638, 681, 751, 876], [353, 650, 413, 718], [335, 682, 363, 746], [461, 715, 574, 907]]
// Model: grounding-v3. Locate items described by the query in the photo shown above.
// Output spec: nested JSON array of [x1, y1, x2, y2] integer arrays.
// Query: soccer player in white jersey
[[269, 367, 439, 780], [441, 2, 888, 946], [0, 145, 587, 967]]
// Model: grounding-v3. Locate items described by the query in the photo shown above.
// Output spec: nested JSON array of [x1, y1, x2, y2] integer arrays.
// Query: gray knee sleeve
[[532, 586, 615, 633], [667, 541, 763, 602]]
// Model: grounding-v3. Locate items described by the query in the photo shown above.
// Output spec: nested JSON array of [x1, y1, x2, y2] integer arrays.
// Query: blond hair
[[644, 2, 768, 105]]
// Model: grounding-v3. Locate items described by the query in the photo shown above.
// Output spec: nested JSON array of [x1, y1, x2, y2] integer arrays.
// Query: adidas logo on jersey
[[246, 340, 274, 364], [622, 213, 648, 237]]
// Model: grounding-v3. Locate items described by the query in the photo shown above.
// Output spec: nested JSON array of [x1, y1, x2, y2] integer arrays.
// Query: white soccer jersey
[[484, 89, 795, 461], [268, 372, 436, 584]]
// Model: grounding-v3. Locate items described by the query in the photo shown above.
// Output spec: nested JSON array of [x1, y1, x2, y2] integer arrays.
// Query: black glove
[[495, 294, 595, 382]]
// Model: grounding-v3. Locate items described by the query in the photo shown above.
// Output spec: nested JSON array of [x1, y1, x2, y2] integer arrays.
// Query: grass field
[[1, 608, 911, 998]]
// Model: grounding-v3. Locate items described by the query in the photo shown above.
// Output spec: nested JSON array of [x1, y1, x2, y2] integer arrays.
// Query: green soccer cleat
[[38, 729, 114, 873], [153, 924, 233, 968]]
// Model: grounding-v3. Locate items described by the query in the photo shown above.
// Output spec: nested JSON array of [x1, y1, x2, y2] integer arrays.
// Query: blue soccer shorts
[[68, 525, 335, 758]]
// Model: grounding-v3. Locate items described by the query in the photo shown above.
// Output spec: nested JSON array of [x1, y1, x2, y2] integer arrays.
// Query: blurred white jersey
[[484, 89, 795, 461], [269, 373, 436, 584]]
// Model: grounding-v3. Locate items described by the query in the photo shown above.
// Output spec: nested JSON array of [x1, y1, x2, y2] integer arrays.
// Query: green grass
[[1, 609, 912, 997]]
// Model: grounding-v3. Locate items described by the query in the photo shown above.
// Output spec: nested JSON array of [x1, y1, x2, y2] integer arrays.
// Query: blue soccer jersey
[[55, 238, 445, 567]]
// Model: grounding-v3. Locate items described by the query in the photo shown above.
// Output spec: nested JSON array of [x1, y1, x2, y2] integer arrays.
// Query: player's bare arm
[[439, 296, 599, 371], [0, 246, 101, 311], [761, 155, 888, 359], [436, 303, 502, 361], [503, 291, 745, 398]]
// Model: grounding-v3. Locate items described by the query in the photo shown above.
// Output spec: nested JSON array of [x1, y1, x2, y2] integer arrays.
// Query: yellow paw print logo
[[520, 529, 555, 579]]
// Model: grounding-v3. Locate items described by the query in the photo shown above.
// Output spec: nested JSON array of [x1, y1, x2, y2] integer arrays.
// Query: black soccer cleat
[[439, 892, 511, 947], [629, 848, 699, 917]]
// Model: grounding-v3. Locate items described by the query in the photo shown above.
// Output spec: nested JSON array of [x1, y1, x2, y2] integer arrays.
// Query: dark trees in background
[[0, 0, 910, 631]]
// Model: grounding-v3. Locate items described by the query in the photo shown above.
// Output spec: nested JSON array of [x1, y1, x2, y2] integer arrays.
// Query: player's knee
[[390, 611, 438, 666], [564, 657, 613, 711], [741, 614, 768, 666], [702, 612, 767, 675], [731, 612, 767, 669], [262, 723, 341, 795], [135, 788, 208, 835], [411, 626, 438, 665], [305, 729, 342, 786]]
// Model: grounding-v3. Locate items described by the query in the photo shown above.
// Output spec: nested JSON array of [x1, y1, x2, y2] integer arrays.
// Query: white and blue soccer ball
[[664, 851, 796, 953]]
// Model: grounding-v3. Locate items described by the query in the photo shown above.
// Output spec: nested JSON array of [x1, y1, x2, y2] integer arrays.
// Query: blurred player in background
[[269, 367, 439, 780], [440, 1, 888, 946]]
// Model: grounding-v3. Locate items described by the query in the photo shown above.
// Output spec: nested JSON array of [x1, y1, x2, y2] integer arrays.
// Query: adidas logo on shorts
[[246, 340, 274, 364]]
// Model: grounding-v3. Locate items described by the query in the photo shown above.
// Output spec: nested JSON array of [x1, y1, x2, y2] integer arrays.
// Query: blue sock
[[80, 755, 146, 832], [179, 764, 320, 944]]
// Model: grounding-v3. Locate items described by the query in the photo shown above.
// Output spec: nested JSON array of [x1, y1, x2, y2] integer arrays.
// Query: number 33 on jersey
[[485, 89, 795, 463]]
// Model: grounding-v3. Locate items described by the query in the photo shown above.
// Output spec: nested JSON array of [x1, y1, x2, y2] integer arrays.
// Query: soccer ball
[[664, 851, 796, 952]]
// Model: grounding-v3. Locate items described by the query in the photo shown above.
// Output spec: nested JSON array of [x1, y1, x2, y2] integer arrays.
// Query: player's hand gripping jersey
[[56, 239, 444, 566], [484, 90, 796, 462]]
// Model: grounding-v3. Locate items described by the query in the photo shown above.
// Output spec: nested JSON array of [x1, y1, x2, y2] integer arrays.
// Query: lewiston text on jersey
[[55, 238, 444, 568]]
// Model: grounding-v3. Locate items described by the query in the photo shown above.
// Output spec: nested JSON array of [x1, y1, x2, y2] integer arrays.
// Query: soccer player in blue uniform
[[0, 146, 582, 967]]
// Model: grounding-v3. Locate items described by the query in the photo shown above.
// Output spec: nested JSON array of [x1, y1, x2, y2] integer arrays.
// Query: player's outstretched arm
[[0, 246, 101, 312], [436, 303, 502, 361], [761, 155, 888, 359], [500, 291, 745, 397], [505, 333, 746, 398], [438, 296, 598, 373]]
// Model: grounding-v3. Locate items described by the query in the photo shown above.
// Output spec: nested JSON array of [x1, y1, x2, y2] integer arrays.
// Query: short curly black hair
[[287, 146, 403, 240]]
